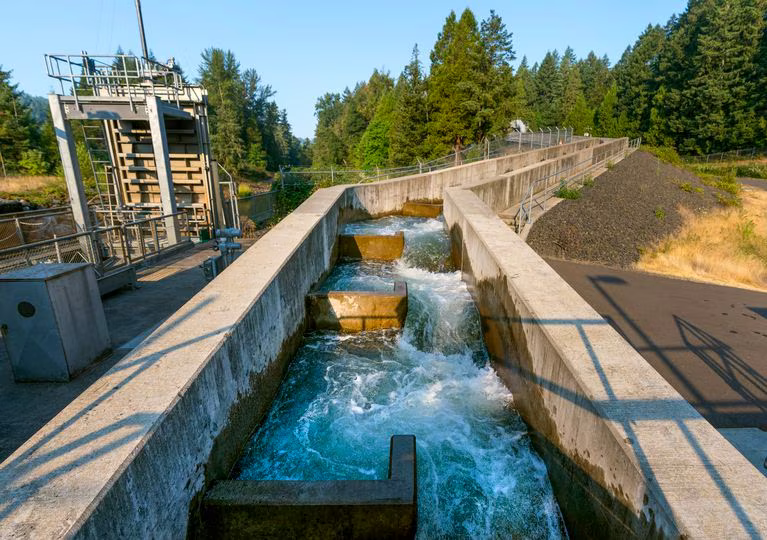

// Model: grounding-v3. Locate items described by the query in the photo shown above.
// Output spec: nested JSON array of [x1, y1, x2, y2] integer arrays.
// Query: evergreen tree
[[389, 45, 428, 166], [198, 48, 245, 173], [0, 66, 39, 173], [356, 92, 396, 168], [480, 10, 516, 135], [533, 51, 562, 127], [427, 9, 490, 157], [508, 57, 535, 126], [578, 52, 612, 109], [613, 25, 665, 138]]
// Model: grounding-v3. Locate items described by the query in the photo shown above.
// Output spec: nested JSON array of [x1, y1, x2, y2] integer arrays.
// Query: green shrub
[[606, 160, 615, 170], [643, 146, 682, 165], [583, 175, 594, 187], [654, 206, 666, 220], [715, 192, 741, 207], [735, 164, 767, 179], [555, 181, 582, 200], [237, 183, 253, 197], [678, 181, 703, 194], [19, 149, 50, 175]]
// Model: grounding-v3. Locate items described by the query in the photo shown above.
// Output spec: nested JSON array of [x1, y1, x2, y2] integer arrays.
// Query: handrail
[[0, 211, 185, 258], [514, 137, 641, 231]]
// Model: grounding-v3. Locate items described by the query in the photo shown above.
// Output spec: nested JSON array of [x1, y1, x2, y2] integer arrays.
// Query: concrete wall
[[442, 187, 767, 538], [338, 232, 405, 260]]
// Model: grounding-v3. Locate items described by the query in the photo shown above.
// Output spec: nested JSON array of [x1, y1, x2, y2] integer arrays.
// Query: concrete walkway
[[0, 239, 255, 462], [547, 258, 767, 475]]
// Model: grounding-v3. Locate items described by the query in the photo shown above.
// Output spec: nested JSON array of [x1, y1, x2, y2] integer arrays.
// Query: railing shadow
[[0, 295, 227, 524]]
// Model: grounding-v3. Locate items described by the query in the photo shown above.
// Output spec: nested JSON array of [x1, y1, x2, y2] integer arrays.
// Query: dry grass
[[0, 175, 60, 193], [636, 186, 767, 291]]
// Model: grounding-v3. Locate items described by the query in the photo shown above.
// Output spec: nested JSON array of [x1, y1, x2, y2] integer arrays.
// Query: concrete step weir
[[201, 435, 417, 539], [307, 281, 408, 332], [338, 231, 405, 260]]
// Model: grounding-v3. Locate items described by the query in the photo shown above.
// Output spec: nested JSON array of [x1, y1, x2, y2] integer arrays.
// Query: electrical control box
[[0, 263, 111, 382]]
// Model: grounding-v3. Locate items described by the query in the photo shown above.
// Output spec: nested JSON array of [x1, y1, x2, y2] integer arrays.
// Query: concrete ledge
[[338, 231, 404, 260], [401, 201, 443, 218], [201, 435, 417, 539], [443, 186, 767, 539], [308, 281, 408, 332]]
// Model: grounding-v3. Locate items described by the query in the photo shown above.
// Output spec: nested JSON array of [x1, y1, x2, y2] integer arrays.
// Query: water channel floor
[[235, 216, 566, 538]]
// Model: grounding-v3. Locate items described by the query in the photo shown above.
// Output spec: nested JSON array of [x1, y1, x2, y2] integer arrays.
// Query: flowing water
[[235, 216, 566, 539]]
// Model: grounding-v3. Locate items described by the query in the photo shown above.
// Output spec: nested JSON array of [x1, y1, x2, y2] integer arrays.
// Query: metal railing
[[280, 127, 575, 188], [44, 53, 193, 109], [514, 137, 641, 231], [0, 212, 190, 277], [217, 162, 241, 229]]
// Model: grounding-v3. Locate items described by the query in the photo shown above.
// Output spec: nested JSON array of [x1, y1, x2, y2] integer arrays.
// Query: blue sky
[[2, 1, 687, 138]]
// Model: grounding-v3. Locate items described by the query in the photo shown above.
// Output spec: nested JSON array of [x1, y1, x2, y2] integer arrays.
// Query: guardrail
[[0, 212, 190, 277]]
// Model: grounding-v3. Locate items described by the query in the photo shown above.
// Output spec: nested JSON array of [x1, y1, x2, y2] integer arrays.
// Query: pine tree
[[389, 45, 428, 166], [427, 9, 490, 157], [533, 51, 562, 127], [480, 10, 516, 135], [508, 57, 535, 126], [578, 52, 612, 110], [0, 66, 39, 173], [198, 48, 245, 173], [613, 25, 665, 138], [356, 92, 395, 168]]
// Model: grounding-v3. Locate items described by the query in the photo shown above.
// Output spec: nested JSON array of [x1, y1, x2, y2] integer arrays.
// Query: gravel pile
[[526, 150, 720, 267]]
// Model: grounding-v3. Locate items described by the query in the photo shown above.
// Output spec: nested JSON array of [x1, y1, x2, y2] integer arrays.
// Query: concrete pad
[[307, 281, 408, 332]]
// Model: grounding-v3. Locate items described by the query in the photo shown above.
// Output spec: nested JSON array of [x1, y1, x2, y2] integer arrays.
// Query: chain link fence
[[683, 147, 767, 164]]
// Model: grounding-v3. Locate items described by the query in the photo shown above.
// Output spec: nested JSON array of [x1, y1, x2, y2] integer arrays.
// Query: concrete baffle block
[[338, 231, 405, 261], [0, 263, 111, 381], [201, 435, 417, 539], [307, 281, 408, 332], [402, 200, 443, 218]]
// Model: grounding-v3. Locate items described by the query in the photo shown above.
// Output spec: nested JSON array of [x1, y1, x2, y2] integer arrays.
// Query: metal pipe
[[135, 0, 150, 61]]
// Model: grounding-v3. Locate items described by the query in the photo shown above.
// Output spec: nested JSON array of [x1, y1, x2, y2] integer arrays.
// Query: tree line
[[313, 0, 767, 169]]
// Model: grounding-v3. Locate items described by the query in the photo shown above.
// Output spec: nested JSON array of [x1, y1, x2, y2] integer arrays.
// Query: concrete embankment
[[5, 137, 762, 538], [443, 186, 767, 538]]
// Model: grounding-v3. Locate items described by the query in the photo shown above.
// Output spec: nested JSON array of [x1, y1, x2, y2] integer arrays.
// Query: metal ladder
[[81, 122, 120, 228]]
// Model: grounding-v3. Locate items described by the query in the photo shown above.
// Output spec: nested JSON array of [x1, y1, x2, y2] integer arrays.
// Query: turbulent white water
[[236, 216, 566, 539]]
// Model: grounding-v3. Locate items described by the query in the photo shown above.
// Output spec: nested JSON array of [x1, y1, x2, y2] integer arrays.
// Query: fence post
[[331, 166, 335, 184], [53, 234, 62, 263], [279, 165, 284, 190], [14, 218, 24, 244]]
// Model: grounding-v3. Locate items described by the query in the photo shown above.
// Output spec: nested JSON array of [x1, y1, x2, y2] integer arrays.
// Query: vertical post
[[331, 166, 335, 184], [0, 149, 6, 177], [518, 131, 521, 151], [135, 0, 150, 61], [49, 95, 91, 233], [146, 96, 180, 245], [14, 218, 24, 244], [53, 234, 63, 263]]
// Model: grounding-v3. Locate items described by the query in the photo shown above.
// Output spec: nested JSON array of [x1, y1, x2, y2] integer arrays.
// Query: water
[[235, 216, 566, 539]]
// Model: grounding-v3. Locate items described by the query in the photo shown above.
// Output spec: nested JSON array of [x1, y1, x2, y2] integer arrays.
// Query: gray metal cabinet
[[0, 263, 111, 381]]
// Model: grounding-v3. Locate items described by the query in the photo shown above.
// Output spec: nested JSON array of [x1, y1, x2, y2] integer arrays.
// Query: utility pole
[[135, 0, 150, 60]]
